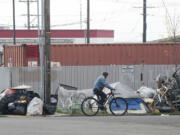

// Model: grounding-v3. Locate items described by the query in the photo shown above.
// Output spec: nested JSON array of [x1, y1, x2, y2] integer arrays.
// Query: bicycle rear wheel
[[109, 97, 128, 116], [81, 97, 99, 116]]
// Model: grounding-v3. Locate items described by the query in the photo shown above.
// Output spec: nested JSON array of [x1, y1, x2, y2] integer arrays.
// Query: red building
[[0, 29, 114, 45]]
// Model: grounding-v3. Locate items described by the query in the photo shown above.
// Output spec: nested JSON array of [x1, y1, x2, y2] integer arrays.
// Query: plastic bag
[[27, 97, 43, 116], [137, 86, 155, 98], [104, 82, 138, 98]]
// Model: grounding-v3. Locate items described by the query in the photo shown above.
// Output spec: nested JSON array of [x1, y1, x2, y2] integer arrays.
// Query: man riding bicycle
[[93, 72, 115, 110]]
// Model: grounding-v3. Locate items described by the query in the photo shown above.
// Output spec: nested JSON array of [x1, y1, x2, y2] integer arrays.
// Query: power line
[[19, 0, 37, 29]]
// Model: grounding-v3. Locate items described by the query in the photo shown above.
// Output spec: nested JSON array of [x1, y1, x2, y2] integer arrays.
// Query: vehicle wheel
[[109, 97, 128, 116], [81, 97, 99, 116]]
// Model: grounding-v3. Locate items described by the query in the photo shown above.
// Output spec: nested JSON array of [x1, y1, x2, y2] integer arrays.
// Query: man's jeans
[[93, 88, 107, 105]]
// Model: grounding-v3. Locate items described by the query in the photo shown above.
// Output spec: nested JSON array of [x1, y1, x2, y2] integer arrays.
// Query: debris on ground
[[0, 85, 58, 116], [139, 69, 180, 113]]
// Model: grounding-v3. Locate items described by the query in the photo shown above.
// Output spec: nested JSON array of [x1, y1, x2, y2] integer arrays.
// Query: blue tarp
[[126, 98, 144, 110], [110, 98, 148, 111]]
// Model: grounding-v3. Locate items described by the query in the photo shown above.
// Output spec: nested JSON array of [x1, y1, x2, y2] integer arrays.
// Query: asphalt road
[[0, 115, 180, 135]]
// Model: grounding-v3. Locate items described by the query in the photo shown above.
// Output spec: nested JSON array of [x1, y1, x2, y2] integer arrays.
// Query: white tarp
[[57, 82, 139, 111], [57, 87, 87, 110], [105, 82, 138, 98], [57, 82, 151, 114]]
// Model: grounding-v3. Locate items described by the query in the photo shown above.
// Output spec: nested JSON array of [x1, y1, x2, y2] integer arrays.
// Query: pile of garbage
[[137, 70, 180, 113], [0, 85, 57, 115]]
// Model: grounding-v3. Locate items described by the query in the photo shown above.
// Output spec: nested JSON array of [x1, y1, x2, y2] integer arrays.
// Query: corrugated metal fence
[[0, 67, 10, 90], [0, 65, 177, 93]]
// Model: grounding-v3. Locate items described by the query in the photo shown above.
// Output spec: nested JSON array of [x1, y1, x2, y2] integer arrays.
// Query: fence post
[[8, 58, 13, 88]]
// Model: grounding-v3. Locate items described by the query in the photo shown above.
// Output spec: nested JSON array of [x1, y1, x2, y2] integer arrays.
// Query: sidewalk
[[0, 113, 70, 118]]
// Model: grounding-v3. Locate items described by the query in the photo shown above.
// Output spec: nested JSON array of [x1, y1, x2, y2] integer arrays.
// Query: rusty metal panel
[[4, 45, 26, 67], [4, 43, 180, 66], [38, 43, 180, 66], [174, 45, 180, 64]]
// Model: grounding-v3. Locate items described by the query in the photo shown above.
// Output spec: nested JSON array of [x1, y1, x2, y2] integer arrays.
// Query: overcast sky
[[0, 0, 180, 42]]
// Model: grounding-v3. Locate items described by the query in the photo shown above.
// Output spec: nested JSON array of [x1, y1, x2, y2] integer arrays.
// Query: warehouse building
[[0, 29, 114, 45]]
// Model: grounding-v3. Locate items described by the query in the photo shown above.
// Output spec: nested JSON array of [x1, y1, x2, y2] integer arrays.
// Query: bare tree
[[165, 12, 180, 43], [162, 0, 180, 43]]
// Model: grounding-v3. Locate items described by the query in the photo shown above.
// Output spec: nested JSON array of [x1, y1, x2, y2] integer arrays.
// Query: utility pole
[[13, 0, 16, 45], [27, 0, 30, 29], [44, 0, 51, 104], [38, 0, 44, 101], [134, 0, 155, 43], [80, 0, 82, 29], [19, 0, 37, 29], [87, 0, 90, 44], [143, 0, 147, 43]]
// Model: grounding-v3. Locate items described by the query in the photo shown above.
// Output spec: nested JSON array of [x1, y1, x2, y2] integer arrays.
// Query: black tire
[[109, 97, 128, 116], [81, 97, 99, 116]]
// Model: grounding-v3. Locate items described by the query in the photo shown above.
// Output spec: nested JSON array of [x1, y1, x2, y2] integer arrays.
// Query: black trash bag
[[8, 103, 16, 111], [26, 91, 40, 103], [0, 93, 17, 114], [43, 95, 58, 115], [7, 100, 28, 115], [10, 103, 27, 115], [173, 69, 180, 89], [7, 95, 28, 115], [43, 104, 57, 115]]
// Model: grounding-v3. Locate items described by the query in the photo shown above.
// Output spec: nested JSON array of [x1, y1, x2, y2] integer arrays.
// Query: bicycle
[[152, 83, 180, 111], [152, 83, 177, 112], [153, 84, 170, 108], [81, 90, 128, 116]]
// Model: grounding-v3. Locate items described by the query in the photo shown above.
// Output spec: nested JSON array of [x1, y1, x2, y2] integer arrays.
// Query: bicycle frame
[[154, 84, 169, 105], [103, 92, 113, 106], [94, 91, 113, 107]]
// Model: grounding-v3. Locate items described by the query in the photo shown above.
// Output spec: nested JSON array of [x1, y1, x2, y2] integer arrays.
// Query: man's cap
[[102, 72, 108, 76]]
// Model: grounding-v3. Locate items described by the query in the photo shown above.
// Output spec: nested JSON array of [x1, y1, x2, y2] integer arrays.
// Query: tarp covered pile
[[57, 82, 151, 114]]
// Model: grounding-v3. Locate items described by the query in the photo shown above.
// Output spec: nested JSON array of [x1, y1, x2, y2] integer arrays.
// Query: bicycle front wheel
[[81, 97, 99, 116], [109, 97, 128, 116]]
